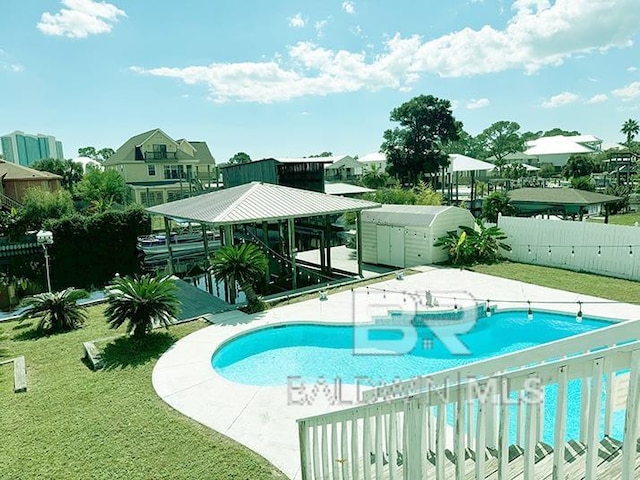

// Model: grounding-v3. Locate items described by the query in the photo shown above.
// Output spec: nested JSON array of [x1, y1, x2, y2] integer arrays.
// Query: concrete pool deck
[[152, 267, 640, 479]]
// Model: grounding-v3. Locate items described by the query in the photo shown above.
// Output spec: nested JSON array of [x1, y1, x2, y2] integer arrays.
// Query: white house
[[358, 152, 387, 173], [524, 134, 602, 167]]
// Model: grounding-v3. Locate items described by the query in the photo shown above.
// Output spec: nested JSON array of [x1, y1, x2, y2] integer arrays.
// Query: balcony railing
[[297, 319, 640, 480], [143, 151, 178, 160]]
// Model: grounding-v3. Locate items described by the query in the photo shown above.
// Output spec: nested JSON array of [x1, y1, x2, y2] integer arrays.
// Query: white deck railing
[[297, 320, 640, 480]]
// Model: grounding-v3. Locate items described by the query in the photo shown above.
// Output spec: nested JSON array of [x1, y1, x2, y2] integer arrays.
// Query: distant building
[[222, 157, 331, 192], [522, 135, 602, 168], [0, 131, 64, 166], [0, 160, 62, 208], [103, 128, 216, 206]]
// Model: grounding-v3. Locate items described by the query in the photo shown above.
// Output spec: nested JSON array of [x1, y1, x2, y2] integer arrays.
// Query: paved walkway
[[152, 267, 640, 479]]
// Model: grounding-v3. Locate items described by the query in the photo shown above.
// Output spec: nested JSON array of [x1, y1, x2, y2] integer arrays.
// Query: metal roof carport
[[146, 181, 380, 299]]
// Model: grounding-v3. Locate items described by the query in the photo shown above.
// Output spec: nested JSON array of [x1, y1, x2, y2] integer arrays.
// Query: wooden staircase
[[0, 192, 22, 211]]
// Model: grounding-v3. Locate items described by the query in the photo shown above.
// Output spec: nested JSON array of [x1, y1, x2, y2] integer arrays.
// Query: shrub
[[21, 288, 89, 333]]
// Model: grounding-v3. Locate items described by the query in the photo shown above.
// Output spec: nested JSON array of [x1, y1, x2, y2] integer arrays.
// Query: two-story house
[[103, 128, 216, 206]]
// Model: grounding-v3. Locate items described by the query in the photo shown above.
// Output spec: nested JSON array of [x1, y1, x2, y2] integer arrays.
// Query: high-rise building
[[0, 131, 65, 166]]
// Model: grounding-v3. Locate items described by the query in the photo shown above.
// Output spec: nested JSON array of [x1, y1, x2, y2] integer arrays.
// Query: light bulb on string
[[548, 246, 552, 256], [630, 246, 633, 256], [454, 297, 458, 310], [576, 301, 583, 323], [571, 246, 575, 256], [527, 301, 533, 321], [486, 300, 492, 318], [597, 246, 601, 257], [528, 245, 531, 255]]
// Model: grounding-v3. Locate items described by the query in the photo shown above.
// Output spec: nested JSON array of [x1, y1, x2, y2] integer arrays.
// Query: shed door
[[389, 227, 405, 267], [376, 225, 391, 265]]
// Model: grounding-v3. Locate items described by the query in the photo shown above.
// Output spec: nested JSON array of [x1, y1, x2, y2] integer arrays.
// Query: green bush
[[44, 206, 150, 290]]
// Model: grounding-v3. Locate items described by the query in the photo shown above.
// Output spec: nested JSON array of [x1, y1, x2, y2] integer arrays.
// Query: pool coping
[[152, 267, 640, 479]]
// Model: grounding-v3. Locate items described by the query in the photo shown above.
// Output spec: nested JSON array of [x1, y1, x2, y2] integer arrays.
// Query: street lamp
[[36, 230, 54, 292]]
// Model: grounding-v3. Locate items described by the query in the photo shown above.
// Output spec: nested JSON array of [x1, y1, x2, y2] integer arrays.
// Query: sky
[[1, 0, 640, 163]]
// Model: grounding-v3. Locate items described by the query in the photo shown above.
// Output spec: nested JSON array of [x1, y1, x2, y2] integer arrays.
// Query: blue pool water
[[212, 310, 624, 442], [212, 310, 610, 386]]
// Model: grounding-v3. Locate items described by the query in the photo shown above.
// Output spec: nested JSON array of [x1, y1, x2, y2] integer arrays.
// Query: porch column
[[163, 217, 175, 275], [287, 218, 297, 290], [222, 224, 236, 303], [202, 223, 213, 294], [324, 215, 332, 273], [262, 221, 270, 292], [356, 210, 363, 278]]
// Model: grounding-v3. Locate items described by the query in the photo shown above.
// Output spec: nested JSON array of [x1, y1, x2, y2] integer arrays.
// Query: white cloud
[[586, 93, 607, 104], [466, 98, 490, 109], [342, 1, 356, 14], [132, 0, 640, 103], [628, 66, 638, 72], [314, 19, 329, 38], [612, 81, 640, 101], [288, 13, 305, 28], [541, 91, 580, 108], [8, 64, 24, 73], [37, 0, 126, 38]]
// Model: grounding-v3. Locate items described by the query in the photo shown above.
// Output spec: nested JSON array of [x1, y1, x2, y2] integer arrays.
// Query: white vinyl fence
[[497, 216, 640, 281]]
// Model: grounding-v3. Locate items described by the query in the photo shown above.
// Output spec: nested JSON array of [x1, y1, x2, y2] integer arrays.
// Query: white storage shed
[[361, 205, 475, 267]]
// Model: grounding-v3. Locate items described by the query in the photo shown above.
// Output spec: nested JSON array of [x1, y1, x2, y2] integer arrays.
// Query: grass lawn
[[471, 261, 640, 303], [0, 305, 286, 480], [588, 211, 640, 226]]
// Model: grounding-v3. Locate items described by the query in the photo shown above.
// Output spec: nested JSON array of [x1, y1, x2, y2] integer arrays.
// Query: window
[[152, 144, 167, 159], [163, 165, 184, 180], [148, 165, 156, 176]]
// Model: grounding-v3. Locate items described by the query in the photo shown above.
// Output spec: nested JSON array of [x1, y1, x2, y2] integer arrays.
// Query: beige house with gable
[[103, 128, 216, 206]]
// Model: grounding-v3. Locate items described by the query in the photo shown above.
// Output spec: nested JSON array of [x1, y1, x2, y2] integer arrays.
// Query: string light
[[571, 246, 575, 256], [597, 246, 602, 257], [576, 301, 583, 323], [548, 246, 552, 256], [630, 246, 633, 256], [528, 245, 531, 255], [485, 300, 492, 318], [454, 297, 458, 310], [527, 301, 533, 321]]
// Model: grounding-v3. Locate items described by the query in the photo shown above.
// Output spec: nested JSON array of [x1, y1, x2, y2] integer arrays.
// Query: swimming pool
[[212, 310, 621, 442], [212, 310, 611, 386]]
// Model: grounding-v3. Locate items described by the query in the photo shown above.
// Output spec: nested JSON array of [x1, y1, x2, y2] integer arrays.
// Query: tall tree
[[562, 154, 595, 179], [621, 118, 639, 147], [228, 152, 251, 165], [477, 121, 525, 176], [381, 94, 459, 186], [442, 126, 486, 159], [541, 128, 581, 137], [97, 147, 115, 161], [75, 169, 127, 204], [30, 158, 83, 192], [78, 146, 98, 159], [307, 152, 333, 158]]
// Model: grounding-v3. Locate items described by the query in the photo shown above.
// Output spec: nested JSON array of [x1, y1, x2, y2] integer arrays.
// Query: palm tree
[[210, 243, 268, 313], [361, 164, 389, 189], [21, 288, 88, 333], [621, 118, 639, 147], [105, 274, 180, 338]]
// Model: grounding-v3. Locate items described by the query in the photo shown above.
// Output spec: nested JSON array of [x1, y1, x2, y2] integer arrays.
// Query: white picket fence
[[497, 215, 640, 280], [297, 320, 640, 480]]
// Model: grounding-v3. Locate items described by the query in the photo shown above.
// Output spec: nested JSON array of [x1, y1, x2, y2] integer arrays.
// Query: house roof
[[146, 181, 380, 225], [524, 135, 597, 156], [361, 204, 465, 228], [447, 154, 495, 173], [324, 182, 374, 196], [188, 141, 216, 165], [103, 128, 214, 166], [272, 157, 335, 164], [508, 188, 621, 205], [0, 160, 62, 180], [359, 152, 386, 163]]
